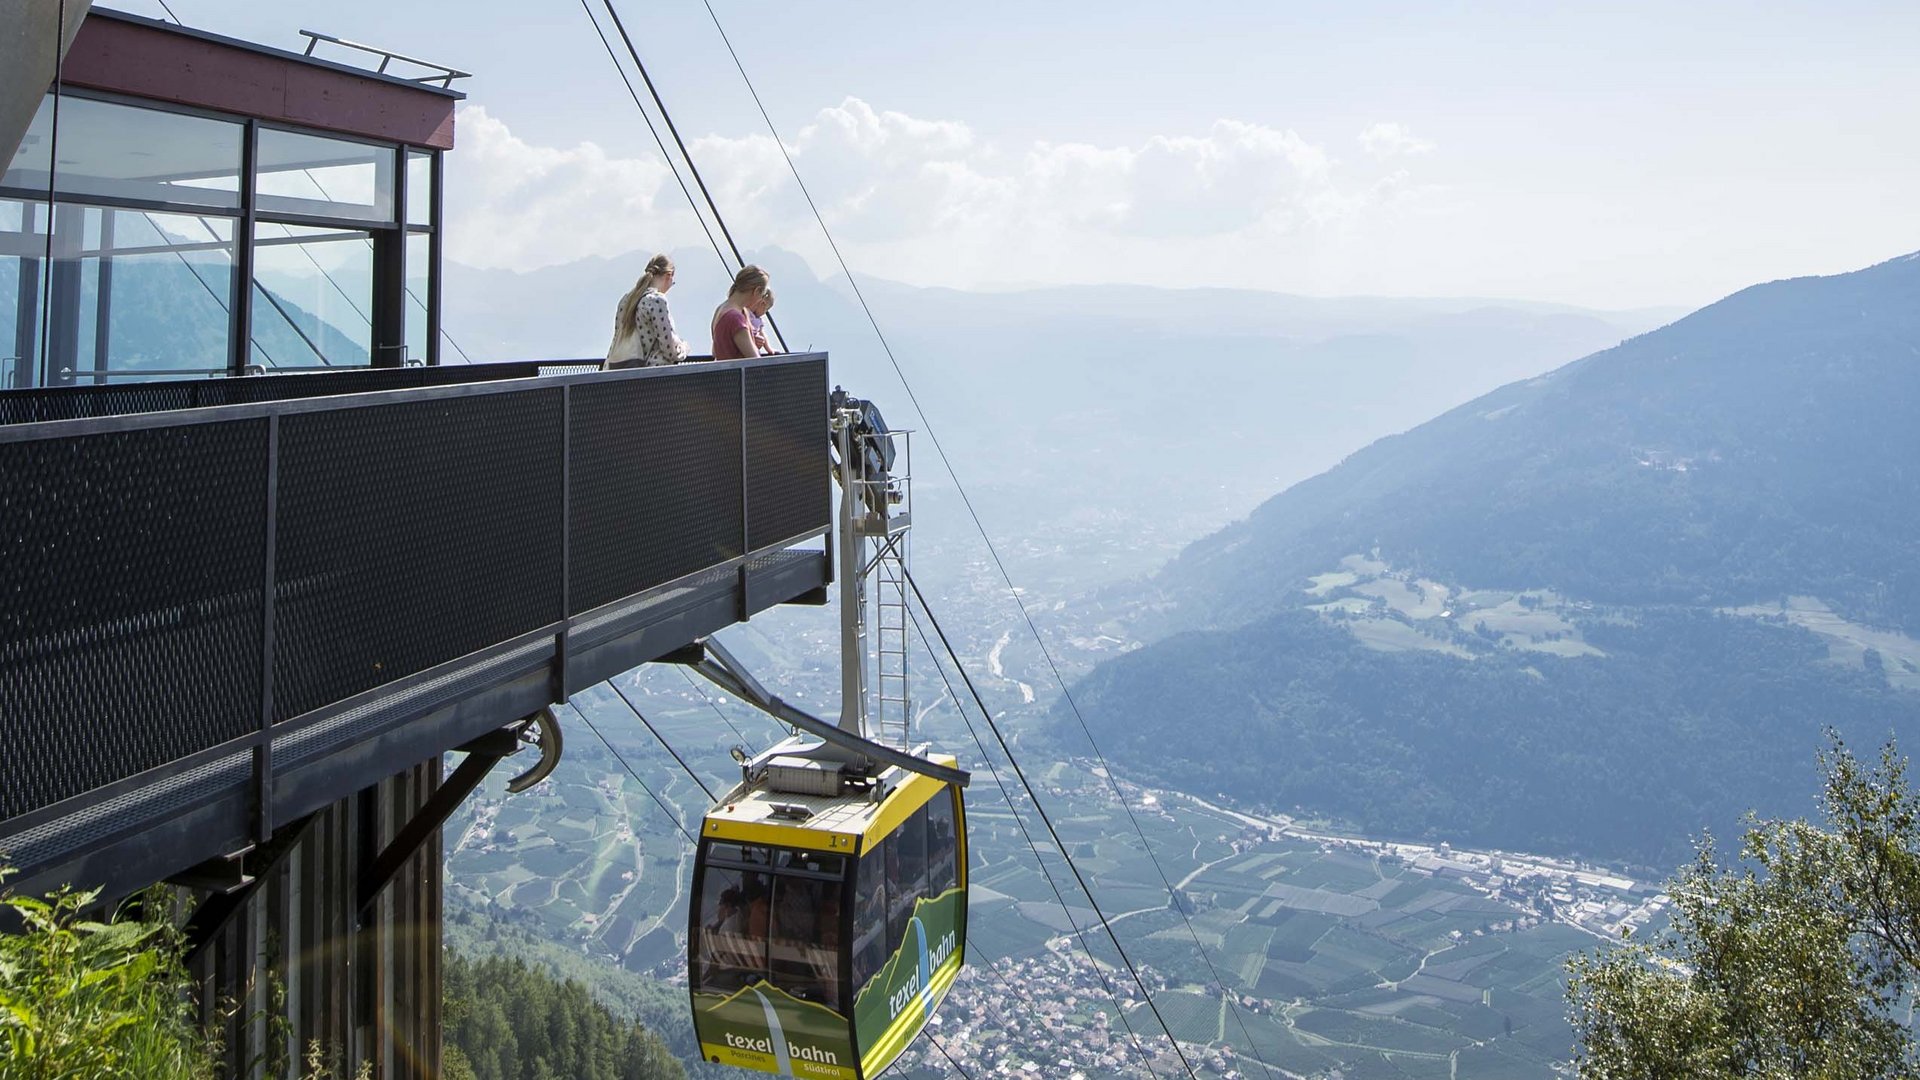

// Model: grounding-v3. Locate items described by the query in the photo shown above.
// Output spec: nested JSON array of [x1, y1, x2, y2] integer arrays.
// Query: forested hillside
[[443, 952, 684, 1080], [444, 897, 711, 1079], [1069, 253, 1920, 867], [1075, 607, 1917, 866]]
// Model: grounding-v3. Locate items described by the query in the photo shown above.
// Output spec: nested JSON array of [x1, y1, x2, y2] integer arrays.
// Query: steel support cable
[[886, 648, 1054, 1035], [182, 211, 332, 367], [297, 162, 475, 364], [607, 677, 718, 803], [898, 676, 1147, 1079], [142, 212, 281, 369], [693, 10, 1268, 1072], [905, 573, 1199, 1080], [905, 603, 1145, 1013], [269, 213, 373, 326], [930, 572, 1282, 1078], [675, 662, 760, 756], [598, 0, 788, 352], [574, 0, 732, 279], [251, 277, 336, 366], [907, 606, 1164, 1078], [629, 7, 1238, 1069], [691, 6, 1197, 936], [435, 319, 476, 364], [906, 602, 1166, 1079], [566, 701, 696, 846], [1063, 769, 1281, 1077]]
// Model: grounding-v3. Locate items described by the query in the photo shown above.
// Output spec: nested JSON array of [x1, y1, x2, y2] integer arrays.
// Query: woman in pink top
[[711, 265, 770, 361]]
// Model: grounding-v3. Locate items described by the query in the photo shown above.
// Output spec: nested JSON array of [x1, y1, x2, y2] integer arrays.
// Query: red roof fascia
[[58, 15, 456, 150]]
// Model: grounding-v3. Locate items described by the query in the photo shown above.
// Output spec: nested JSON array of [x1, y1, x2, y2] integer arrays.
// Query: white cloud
[[445, 101, 1430, 291], [1360, 122, 1435, 159], [445, 107, 692, 270]]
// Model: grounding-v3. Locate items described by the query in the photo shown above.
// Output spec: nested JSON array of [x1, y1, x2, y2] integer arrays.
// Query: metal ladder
[[871, 530, 911, 750], [838, 414, 914, 752]]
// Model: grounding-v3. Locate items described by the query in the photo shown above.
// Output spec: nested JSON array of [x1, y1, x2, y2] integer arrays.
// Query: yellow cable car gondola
[[677, 394, 969, 1078], [689, 756, 967, 1079]]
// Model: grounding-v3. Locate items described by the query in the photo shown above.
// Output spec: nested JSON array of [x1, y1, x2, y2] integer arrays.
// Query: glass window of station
[[1, 91, 442, 388]]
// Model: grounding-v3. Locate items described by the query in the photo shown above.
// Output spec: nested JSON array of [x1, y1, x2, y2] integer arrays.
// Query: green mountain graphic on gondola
[[702, 980, 848, 1023], [693, 887, 963, 1078], [851, 887, 963, 1014], [697, 978, 857, 1078]]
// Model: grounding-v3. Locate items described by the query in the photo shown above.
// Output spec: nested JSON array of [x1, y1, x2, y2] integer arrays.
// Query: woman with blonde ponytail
[[606, 254, 688, 368]]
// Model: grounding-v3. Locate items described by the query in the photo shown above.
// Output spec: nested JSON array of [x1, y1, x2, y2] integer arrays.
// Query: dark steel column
[[256, 414, 279, 842], [426, 149, 443, 365], [557, 383, 572, 696], [90, 209, 111, 382], [9, 204, 39, 388], [374, 147, 406, 366], [739, 368, 752, 619], [234, 121, 256, 375], [45, 202, 83, 386]]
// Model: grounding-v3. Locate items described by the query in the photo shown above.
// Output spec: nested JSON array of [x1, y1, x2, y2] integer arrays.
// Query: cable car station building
[[4, 8, 456, 385], [1, 8, 832, 1076]]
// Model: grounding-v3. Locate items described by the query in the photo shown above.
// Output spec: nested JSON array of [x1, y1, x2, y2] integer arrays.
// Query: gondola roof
[[701, 755, 960, 856]]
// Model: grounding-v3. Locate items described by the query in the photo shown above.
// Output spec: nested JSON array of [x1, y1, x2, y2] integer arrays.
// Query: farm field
[[995, 792, 1589, 1077], [446, 661, 1630, 1076]]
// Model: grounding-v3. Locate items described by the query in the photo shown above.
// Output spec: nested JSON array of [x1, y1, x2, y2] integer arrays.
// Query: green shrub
[[0, 870, 216, 1080]]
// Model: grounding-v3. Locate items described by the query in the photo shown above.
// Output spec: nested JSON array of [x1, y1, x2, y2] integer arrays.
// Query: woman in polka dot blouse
[[606, 253, 689, 367]]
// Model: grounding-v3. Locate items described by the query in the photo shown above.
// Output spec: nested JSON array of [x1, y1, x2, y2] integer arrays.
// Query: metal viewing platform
[[0, 354, 832, 902]]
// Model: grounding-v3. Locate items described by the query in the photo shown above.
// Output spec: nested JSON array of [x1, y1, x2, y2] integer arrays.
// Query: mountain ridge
[[1066, 251, 1920, 866], [1154, 250, 1920, 635]]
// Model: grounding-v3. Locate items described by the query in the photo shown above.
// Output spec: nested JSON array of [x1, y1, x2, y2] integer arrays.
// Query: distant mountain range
[[444, 250, 1672, 584], [1, 255, 369, 379], [1065, 252, 1920, 868]]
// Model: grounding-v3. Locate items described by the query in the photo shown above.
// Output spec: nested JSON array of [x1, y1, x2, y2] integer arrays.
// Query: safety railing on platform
[[0, 355, 829, 845]]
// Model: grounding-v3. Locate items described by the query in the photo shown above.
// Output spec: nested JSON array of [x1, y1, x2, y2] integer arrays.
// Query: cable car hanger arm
[[671, 637, 970, 789]]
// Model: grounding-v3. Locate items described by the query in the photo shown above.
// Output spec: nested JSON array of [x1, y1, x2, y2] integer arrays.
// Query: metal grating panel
[[0, 382, 200, 425], [0, 420, 268, 820], [570, 562, 735, 646], [0, 363, 550, 427], [2, 357, 825, 873], [0, 751, 250, 869], [275, 636, 551, 766], [568, 369, 745, 614], [745, 359, 830, 550], [272, 390, 564, 721]]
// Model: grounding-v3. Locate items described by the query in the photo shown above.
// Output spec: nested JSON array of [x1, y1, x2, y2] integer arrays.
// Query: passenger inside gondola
[[696, 858, 772, 992], [851, 844, 888, 991], [694, 842, 850, 1011], [927, 797, 959, 894], [887, 806, 930, 948], [771, 873, 842, 1011]]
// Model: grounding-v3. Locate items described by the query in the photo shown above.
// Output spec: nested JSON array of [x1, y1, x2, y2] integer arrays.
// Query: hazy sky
[[132, 0, 1920, 310]]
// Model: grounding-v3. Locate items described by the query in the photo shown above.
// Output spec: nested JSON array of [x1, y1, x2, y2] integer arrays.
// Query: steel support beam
[[353, 727, 517, 923], [181, 811, 317, 965], [674, 637, 969, 788]]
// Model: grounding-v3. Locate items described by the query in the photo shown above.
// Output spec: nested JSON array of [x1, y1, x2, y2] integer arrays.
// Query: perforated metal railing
[[0, 355, 829, 879], [0, 363, 549, 426]]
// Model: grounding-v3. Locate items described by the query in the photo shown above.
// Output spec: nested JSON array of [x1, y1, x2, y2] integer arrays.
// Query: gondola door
[[690, 839, 860, 1078]]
